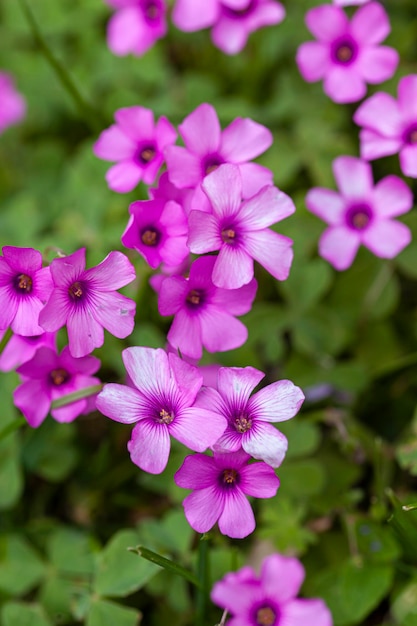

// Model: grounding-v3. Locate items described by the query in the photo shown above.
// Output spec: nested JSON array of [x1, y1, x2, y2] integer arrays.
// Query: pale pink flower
[[105, 0, 167, 57], [0, 71, 26, 134]]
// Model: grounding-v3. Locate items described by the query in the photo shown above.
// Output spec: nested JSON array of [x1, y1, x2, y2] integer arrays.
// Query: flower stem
[[0, 328, 13, 355], [51, 384, 102, 409], [17, 0, 104, 133], [196, 534, 210, 626]]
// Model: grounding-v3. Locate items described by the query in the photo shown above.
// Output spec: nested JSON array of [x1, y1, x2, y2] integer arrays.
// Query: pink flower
[[173, 0, 285, 55], [93, 106, 177, 193], [211, 553, 333, 626], [306, 156, 412, 270], [105, 0, 167, 57], [0, 71, 26, 134], [39, 249, 136, 358], [333, 0, 369, 5], [158, 255, 257, 360], [13, 346, 101, 428], [121, 198, 189, 269], [175, 449, 279, 538], [164, 103, 273, 213], [354, 75, 417, 178], [188, 164, 295, 289], [96, 347, 227, 474], [195, 366, 304, 468], [0, 246, 53, 336], [0, 330, 56, 372], [296, 3, 398, 103]]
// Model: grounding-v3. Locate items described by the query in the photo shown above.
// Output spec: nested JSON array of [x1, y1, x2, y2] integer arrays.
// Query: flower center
[[143, 0, 159, 20], [332, 38, 357, 65], [256, 607, 276, 626], [138, 146, 156, 164], [234, 413, 252, 433], [203, 155, 223, 177], [49, 368, 70, 386], [14, 273, 33, 294], [404, 124, 417, 145], [141, 228, 160, 247], [186, 289, 203, 307], [346, 204, 373, 231], [224, 0, 255, 18], [68, 281, 84, 300], [157, 408, 174, 424], [221, 227, 236, 244], [222, 468, 239, 485]]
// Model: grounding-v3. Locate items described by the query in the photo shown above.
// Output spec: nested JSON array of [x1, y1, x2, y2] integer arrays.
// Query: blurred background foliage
[[1, 0, 417, 624]]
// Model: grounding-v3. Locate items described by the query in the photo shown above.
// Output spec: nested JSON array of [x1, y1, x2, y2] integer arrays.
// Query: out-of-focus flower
[[14, 346, 101, 428], [165, 103, 273, 213], [333, 0, 369, 5], [211, 553, 333, 625], [175, 449, 279, 538], [188, 164, 294, 289], [39, 249, 136, 358], [93, 106, 176, 192], [0, 71, 26, 134], [0, 330, 56, 372], [105, 0, 167, 57], [173, 0, 285, 55], [296, 2, 398, 103], [354, 75, 417, 178], [158, 255, 257, 360], [0, 247, 53, 337], [195, 365, 304, 468], [306, 156, 412, 270], [96, 347, 227, 474], [121, 198, 189, 269]]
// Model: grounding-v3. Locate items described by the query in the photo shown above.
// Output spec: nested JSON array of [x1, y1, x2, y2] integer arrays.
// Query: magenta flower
[[175, 450, 279, 538], [333, 0, 369, 5], [354, 75, 417, 178], [164, 103, 273, 213], [296, 3, 398, 103], [105, 0, 167, 57], [121, 198, 189, 269], [93, 106, 177, 193], [188, 164, 295, 289], [13, 346, 101, 428], [195, 366, 304, 468], [158, 255, 257, 360], [211, 553, 333, 626], [0, 71, 26, 134], [96, 347, 227, 474], [0, 246, 53, 337], [0, 330, 56, 372], [306, 156, 412, 271], [150, 172, 193, 216], [39, 249, 136, 358], [173, 0, 285, 55]]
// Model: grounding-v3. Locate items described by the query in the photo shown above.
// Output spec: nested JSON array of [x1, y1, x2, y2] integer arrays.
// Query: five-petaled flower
[[105, 0, 167, 57]]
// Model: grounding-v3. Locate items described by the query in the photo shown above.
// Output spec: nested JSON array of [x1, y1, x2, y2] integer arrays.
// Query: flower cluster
[[104, 0, 286, 57], [211, 552, 333, 626]]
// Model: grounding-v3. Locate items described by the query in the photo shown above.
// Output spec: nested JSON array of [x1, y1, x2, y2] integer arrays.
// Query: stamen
[[222, 469, 238, 484], [49, 368, 70, 386], [221, 228, 236, 244], [14, 273, 33, 294], [352, 212, 370, 230], [141, 229, 159, 246], [337, 45, 353, 63], [158, 409, 174, 424], [256, 607, 276, 626], [144, 1, 159, 20], [139, 147, 156, 164], [234, 414, 252, 433], [186, 289, 201, 306], [69, 281, 83, 300], [206, 163, 219, 175]]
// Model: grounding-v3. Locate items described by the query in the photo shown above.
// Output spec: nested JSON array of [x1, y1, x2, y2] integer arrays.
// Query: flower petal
[[248, 380, 305, 422], [350, 2, 391, 45], [319, 226, 361, 270], [281, 599, 333, 626], [212, 245, 254, 290], [179, 104, 221, 157], [174, 454, 219, 489], [128, 419, 171, 474], [240, 462, 280, 498], [13, 379, 50, 428], [359, 128, 402, 161], [199, 307, 248, 354], [362, 220, 411, 258], [243, 422, 288, 468], [305, 5, 348, 42], [83, 251, 136, 290], [167, 309, 203, 360], [220, 117, 273, 162], [122, 346, 170, 396], [107, 8, 146, 56], [218, 489, 255, 538], [93, 125, 136, 161], [324, 66, 366, 104], [164, 146, 202, 188], [38, 288, 71, 332], [243, 229, 294, 281], [67, 307, 104, 357], [96, 383, 144, 424], [296, 42, 329, 82], [353, 92, 402, 137], [305, 188, 345, 225], [172, 0, 218, 31], [332, 156, 373, 198], [202, 163, 242, 220], [114, 106, 154, 141], [400, 144, 417, 178], [372, 176, 413, 218], [90, 291, 136, 339], [212, 278, 257, 315], [187, 211, 222, 254], [105, 161, 143, 193], [356, 46, 398, 84], [182, 486, 224, 533], [169, 407, 227, 451], [218, 366, 264, 407], [260, 554, 305, 601], [398, 75, 417, 120]]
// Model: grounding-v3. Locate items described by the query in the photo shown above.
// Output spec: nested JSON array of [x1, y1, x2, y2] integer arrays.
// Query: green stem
[[17, 0, 104, 132], [0, 416, 26, 443], [196, 535, 210, 626], [0, 328, 13, 354], [128, 546, 201, 588], [51, 384, 102, 409]]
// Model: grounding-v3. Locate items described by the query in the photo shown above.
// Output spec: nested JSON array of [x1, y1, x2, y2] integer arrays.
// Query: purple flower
[[334, 0, 369, 4], [306, 156, 412, 271], [158, 255, 257, 360], [0, 246, 53, 336], [121, 198, 189, 269], [354, 75, 417, 178], [39, 249, 136, 358], [188, 164, 295, 289], [93, 106, 177, 193], [173, 0, 285, 55], [211, 553, 333, 626], [0, 330, 56, 372], [105, 0, 167, 57], [175, 449, 279, 538], [164, 103, 273, 213], [0, 71, 26, 134], [296, 3, 398, 103], [96, 347, 227, 474], [195, 366, 304, 467], [13, 346, 101, 428]]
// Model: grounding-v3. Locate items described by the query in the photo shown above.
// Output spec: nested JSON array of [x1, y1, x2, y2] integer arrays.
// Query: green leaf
[[94, 531, 160, 597], [22, 420, 79, 482], [86, 599, 141, 626], [392, 577, 417, 625], [1, 602, 52, 626], [355, 520, 401, 564], [47, 527, 97, 577], [387, 490, 417, 562], [279, 257, 332, 312], [278, 420, 321, 459], [0, 535, 45, 596]]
